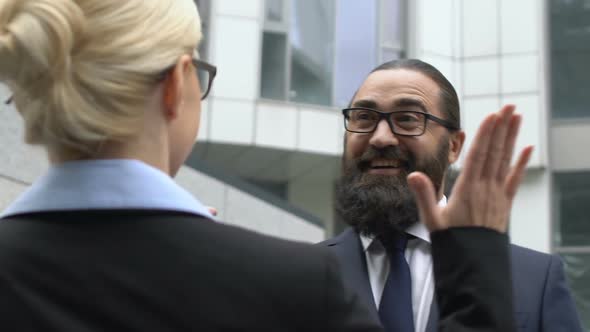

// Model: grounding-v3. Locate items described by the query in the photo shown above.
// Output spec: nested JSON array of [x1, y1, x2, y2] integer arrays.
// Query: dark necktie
[[378, 233, 414, 332]]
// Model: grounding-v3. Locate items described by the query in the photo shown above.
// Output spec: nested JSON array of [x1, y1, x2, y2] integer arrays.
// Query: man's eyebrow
[[391, 98, 428, 112], [351, 98, 429, 113], [350, 99, 377, 109]]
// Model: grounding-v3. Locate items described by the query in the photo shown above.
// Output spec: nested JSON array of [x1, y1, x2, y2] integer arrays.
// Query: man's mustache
[[356, 146, 411, 172]]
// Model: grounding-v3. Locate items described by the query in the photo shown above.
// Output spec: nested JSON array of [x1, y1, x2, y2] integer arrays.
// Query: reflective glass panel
[[560, 253, 590, 331], [261, 32, 288, 100], [289, 0, 335, 105], [554, 172, 590, 246], [381, 0, 405, 49], [266, 0, 285, 23], [550, 0, 590, 118], [381, 47, 403, 63], [333, 0, 378, 106]]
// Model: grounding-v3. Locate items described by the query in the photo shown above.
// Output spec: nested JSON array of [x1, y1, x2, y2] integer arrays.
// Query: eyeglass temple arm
[[425, 114, 460, 131]]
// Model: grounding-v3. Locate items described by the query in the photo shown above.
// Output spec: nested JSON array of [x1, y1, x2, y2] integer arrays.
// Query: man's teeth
[[371, 160, 401, 168]]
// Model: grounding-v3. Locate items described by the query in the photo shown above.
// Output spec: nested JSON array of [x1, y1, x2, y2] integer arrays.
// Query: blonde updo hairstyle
[[0, 0, 202, 160]]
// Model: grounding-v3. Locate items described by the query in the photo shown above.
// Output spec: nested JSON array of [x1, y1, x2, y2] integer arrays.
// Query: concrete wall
[[415, 0, 550, 252], [510, 169, 552, 253], [176, 167, 324, 242], [200, 0, 344, 156]]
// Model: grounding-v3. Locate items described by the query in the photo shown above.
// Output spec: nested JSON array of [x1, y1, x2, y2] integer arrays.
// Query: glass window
[[554, 172, 590, 247], [381, 48, 403, 63], [266, 0, 285, 23], [333, 0, 378, 107], [261, 32, 288, 100], [550, 0, 590, 119], [554, 171, 590, 329], [260, 0, 406, 107], [194, 0, 211, 59], [560, 253, 590, 331], [289, 0, 336, 105], [380, 0, 405, 52]]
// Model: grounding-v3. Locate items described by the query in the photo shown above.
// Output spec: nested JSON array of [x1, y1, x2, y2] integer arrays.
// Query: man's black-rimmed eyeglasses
[[342, 107, 459, 137]]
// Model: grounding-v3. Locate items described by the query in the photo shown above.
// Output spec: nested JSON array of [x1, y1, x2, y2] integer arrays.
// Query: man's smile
[[367, 158, 406, 175]]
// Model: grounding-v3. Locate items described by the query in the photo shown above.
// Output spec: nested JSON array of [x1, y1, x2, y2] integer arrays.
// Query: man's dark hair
[[351, 59, 461, 130]]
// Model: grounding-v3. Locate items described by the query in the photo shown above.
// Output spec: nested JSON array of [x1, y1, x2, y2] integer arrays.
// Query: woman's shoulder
[[0, 209, 330, 266]]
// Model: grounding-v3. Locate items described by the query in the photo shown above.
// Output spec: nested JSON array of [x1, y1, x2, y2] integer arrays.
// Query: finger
[[481, 105, 515, 179], [207, 206, 218, 216], [505, 146, 534, 199], [460, 113, 498, 183], [407, 172, 441, 231], [497, 114, 522, 180]]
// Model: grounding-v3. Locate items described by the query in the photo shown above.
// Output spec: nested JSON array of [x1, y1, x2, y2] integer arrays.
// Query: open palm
[[408, 105, 534, 233]]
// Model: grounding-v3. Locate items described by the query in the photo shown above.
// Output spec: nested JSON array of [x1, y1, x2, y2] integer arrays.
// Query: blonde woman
[[0, 0, 382, 330]]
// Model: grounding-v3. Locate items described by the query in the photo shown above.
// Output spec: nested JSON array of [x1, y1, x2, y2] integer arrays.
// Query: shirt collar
[[1, 159, 214, 220], [359, 196, 448, 251]]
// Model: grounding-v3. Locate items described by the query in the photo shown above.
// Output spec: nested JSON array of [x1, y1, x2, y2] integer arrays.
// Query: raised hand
[[407, 104, 534, 233]]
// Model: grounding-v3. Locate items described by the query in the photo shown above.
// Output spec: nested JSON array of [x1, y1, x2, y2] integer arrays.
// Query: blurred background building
[[0, 0, 588, 327]]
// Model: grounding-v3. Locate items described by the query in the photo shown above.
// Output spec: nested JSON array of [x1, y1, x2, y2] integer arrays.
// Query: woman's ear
[[448, 130, 465, 164], [162, 54, 193, 121]]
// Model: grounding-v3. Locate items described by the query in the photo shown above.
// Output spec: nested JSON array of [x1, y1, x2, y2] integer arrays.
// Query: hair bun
[[0, 0, 85, 86], [0, 0, 202, 160]]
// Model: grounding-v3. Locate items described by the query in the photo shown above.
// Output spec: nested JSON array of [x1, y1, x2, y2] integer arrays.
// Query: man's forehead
[[353, 69, 441, 112], [361, 68, 438, 88]]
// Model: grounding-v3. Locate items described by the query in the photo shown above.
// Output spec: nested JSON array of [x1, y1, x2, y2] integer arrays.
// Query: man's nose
[[369, 119, 399, 149]]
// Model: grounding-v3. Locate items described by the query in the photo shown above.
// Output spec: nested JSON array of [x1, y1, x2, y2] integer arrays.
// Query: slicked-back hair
[[350, 59, 461, 131]]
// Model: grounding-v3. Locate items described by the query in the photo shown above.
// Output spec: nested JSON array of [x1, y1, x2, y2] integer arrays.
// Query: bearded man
[[320, 59, 582, 332]]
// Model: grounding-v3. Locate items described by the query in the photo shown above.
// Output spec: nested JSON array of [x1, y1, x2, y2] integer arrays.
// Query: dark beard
[[335, 140, 449, 242]]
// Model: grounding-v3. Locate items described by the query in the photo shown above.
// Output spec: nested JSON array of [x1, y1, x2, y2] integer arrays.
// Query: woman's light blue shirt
[[1, 159, 214, 219]]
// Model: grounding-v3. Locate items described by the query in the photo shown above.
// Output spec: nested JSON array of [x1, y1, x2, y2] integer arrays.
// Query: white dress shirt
[[359, 197, 447, 332]]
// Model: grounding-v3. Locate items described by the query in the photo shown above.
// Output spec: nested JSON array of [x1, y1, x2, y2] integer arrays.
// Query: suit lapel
[[323, 228, 379, 322]]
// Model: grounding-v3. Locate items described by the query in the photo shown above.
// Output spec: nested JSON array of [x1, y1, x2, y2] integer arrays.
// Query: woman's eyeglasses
[[192, 58, 216, 100], [4, 58, 218, 104]]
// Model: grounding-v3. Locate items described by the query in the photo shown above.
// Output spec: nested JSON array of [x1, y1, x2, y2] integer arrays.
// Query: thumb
[[407, 172, 442, 232]]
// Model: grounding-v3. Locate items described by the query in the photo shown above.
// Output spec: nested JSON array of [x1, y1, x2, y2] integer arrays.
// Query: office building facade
[[0, 0, 587, 327]]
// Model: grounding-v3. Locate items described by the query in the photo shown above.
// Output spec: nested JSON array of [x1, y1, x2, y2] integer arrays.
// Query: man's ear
[[448, 130, 465, 164], [162, 55, 193, 121]]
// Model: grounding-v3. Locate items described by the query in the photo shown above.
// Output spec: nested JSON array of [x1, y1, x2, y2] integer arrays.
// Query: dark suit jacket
[[321, 227, 583, 332], [0, 211, 383, 332]]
